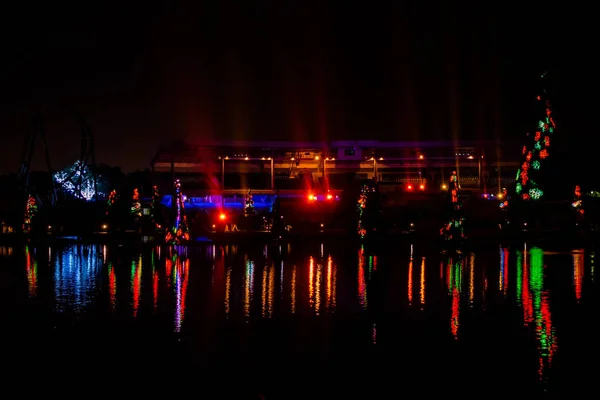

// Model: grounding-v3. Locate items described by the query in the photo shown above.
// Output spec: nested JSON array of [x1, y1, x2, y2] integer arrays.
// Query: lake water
[[1, 240, 597, 398]]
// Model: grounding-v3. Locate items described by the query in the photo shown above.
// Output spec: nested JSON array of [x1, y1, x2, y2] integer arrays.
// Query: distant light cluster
[[54, 160, 100, 201]]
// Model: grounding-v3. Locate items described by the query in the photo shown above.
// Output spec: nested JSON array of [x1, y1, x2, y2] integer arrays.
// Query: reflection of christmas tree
[[131, 188, 142, 217], [515, 73, 555, 201], [165, 179, 190, 244], [23, 195, 38, 232], [244, 189, 255, 217]]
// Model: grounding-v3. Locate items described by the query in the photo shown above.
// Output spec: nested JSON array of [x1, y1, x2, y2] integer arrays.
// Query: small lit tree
[[106, 190, 118, 215], [357, 184, 369, 238], [244, 189, 255, 217], [131, 188, 142, 217], [440, 173, 466, 245], [23, 195, 38, 232], [165, 179, 190, 244], [572, 185, 584, 221]]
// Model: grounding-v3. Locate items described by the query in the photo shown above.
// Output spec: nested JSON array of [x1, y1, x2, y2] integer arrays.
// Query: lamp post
[[221, 157, 225, 190], [270, 157, 274, 190]]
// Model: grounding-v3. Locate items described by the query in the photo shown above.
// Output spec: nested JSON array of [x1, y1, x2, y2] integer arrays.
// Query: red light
[[407, 185, 412, 190], [219, 213, 226, 220], [419, 184, 425, 190], [326, 194, 333, 200], [308, 194, 316, 201]]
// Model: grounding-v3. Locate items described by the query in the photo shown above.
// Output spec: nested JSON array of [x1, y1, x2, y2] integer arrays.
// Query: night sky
[[0, 1, 590, 174]]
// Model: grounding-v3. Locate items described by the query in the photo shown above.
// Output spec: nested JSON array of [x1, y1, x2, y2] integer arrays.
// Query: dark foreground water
[[1, 241, 598, 398]]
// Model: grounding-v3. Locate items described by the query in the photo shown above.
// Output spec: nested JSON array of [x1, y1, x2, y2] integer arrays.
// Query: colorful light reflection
[[54, 245, 102, 312], [174, 256, 190, 332], [25, 246, 38, 298], [572, 250, 584, 302], [521, 247, 557, 382]]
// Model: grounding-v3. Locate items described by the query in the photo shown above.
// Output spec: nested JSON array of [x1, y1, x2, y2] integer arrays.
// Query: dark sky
[[0, 1, 590, 173]]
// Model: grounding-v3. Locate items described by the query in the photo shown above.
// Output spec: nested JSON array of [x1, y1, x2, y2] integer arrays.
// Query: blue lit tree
[[54, 160, 105, 201]]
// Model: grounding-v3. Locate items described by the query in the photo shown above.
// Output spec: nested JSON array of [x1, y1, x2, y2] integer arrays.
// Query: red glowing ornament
[[539, 149, 548, 159], [534, 131, 541, 141], [544, 136, 550, 147]]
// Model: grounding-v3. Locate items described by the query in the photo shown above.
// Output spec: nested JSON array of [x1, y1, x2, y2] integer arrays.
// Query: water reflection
[[152, 251, 158, 312], [500, 247, 509, 296], [468, 253, 475, 307], [326, 256, 336, 312], [291, 264, 296, 314], [11, 241, 596, 393], [131, 256, 142, 317], [108, 262, 116, 310], [521, 247, 557, 383], [408, 253, 413, 306], [25, 246, 38, 297], [174, 255, 189, 332], [419, 258, 426, 307], [225, 265, 232, 317], [245, 259, 255, 318], [447, 256, 464, 339], [358, 247, 367, 309], [572, 250, 584, 302], [262, 262, 275, 318], [54, 245, 102, 312]]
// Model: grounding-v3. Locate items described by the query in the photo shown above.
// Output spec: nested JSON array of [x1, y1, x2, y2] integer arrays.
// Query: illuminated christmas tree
[[131, 188, 142, 217], [150, 185, 161, 227], [357, 184, 369, 238], [54, 160, 100, 201], [23, 195, 38, 232], [440, 172, 466, 245], [572, 185, 584, 221], [515, 72, 555, 201], [106, 190, 118, 215], [165, 179, 190, 244], [244, 189, 255, 217]]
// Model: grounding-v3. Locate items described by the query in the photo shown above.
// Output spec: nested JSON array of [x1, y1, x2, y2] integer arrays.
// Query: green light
[[516, 250, 523, 306]]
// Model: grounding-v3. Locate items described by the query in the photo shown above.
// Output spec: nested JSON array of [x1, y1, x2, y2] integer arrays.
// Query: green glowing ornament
[[529, 188, 543, 200], [532, 160, 541, 170], [516, 183, 522, 194]]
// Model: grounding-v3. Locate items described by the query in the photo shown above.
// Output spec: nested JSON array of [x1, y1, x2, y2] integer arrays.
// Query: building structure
[[151, 139, 519, 194]]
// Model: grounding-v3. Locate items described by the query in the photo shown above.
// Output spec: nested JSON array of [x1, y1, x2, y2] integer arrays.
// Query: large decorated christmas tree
[[515, 72, 556, 201]]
